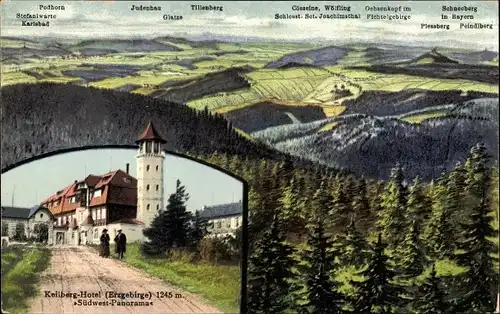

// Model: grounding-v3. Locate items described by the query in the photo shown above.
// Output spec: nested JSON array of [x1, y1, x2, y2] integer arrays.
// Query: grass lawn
[[1, 245, 51, 314], [112, 243, 240, 314]]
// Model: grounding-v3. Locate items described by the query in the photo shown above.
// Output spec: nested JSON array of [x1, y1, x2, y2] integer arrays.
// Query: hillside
[[253, 98, 499, 180], [409, 49, 459, 64], [223, 101, 326, 133], [265, 46, 349, 68], [0, 83, 284, 170]]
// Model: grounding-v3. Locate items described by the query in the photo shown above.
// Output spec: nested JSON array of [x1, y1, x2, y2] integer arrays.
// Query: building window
[[58, 217, 61, 225], [154, 142, 159, 153], [97, 209, 101, 219], [156, 204, 160, 211], [147, 184, 150, 191], [146, 165, 150, 171], [216, 221, 221, 229], [40, 213, 43, 219], [93, 189, 102, 198], [156, 185, 159, 191], [227, 220, 231, 228], [101, 209, 106, 219], [146, 142, 152, 153], [147, 204, 150, 211], [156, 165, 159, 171], [92, 210, 96, 221]]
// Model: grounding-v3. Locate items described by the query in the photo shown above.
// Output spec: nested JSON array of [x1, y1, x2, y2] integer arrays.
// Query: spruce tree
[[414, 264, 449, 314], [247, 213, 296, 314], [188, 210, 209, 248], [339, 218, 369, 268], [454, 144, 498, 313], [278, 177, 306, 235], [377, 165, 408, 250], [423, 175, 455, 259], [142, 180, 192, 255], [398, 220, 426, 279], [351, 178, 374, 235], [406, 177, 431, 230], [301, 216, 345, 314], [350, 234, 405, 313], [330, 175, 351, 234]]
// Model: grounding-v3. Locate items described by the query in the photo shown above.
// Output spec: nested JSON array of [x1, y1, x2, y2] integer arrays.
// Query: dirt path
[[29, 246, 223, 314]]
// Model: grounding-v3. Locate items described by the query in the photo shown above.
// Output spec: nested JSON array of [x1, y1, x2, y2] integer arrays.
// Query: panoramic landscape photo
[[1, 0, 499, 313]]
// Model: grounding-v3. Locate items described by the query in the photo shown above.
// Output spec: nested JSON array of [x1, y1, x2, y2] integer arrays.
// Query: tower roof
[[136, 121, 167, 144]]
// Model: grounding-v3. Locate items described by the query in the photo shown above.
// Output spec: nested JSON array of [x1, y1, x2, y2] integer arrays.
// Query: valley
[[1, 36, 498, 180]]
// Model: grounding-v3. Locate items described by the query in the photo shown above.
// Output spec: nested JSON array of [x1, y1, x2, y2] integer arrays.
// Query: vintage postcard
[[1, 1, 499, 314]]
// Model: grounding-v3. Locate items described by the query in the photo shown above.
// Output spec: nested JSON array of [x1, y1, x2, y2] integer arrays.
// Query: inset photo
[[1, 123, 247, 314]]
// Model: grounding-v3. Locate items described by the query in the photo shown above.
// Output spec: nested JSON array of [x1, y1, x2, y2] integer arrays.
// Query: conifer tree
[[453, 144, 498, 313], [414, 264, 449, 314], [377, 165, 408, 250], [406, 177, 431, 230], [398, 220, 426, 279], [330, 174, 351, 234], [350, 234, 405, 313], [188, 210, 209, 248], [301, 216, 346, 314], [423, 175, 455, 259], [247, 213, 296, 314], [351, 178, 373, 235], [142, 180, 192, 255], [278, 177, 306, 235], [339, 217, 369, 268]]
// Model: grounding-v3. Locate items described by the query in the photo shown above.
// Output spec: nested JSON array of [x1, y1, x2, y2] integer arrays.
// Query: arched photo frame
[[1, 144, 249, 314]]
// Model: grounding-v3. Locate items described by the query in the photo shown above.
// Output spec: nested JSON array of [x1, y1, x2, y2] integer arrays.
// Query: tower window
[[147, 204, 150, 211], [156, 165, 159, 171], [146, 141, 152, 153], [156, 185, 159, 191], [156, 204, 160, 210], [147, 184, 150, 191], [154, 142, 160, 153], [146, 165, 150, 171]]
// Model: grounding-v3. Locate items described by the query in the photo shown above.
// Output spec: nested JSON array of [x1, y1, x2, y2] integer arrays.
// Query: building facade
[[199, 201, 243, 237], [1, 205, 55, 243], [40, 122, 166, 245]]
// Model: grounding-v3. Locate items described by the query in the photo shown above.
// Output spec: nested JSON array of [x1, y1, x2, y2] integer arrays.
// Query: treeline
[[0, 83, 280, 170], [194, 143, 499, 313]]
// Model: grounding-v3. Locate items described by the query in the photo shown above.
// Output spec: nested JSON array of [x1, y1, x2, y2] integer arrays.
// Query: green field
[[1, 245, 51, 314], [115, 243, 240, 314]]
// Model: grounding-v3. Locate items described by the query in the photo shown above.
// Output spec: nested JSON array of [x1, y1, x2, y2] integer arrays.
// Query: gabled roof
[[136, 121, 167, 144], [28, 205, 53, 219], [199, 202, 242, 220], [1, 206, 31, 219], [40, 169, 137, 215]]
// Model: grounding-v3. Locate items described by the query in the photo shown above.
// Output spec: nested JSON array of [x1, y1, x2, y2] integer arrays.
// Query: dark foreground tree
[[248, 213, 296, 314], [301, 217, 346, 314], [339, 218, 369, 268], [188, 210, 209, 248], [350, 234, 405, 313], [413, 264, 450, 314], [454, 144, 498, 313], [142, 180, 192, 256], [398, 220, 426, 279]]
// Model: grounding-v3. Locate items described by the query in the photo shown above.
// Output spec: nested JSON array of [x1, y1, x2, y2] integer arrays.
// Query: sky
[[0, 148, 243, 212], [0, 1, 498, 51]]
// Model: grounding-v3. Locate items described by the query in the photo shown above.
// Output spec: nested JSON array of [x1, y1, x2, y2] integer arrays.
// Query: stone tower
[[136, 121, 166, 228]]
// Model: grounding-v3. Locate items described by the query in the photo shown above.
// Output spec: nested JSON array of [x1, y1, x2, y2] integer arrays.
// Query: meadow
[[107, 243, 241, 314], [1, 245, 51, 314]]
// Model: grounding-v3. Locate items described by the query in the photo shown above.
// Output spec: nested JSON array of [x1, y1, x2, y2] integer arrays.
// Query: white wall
[[27, 208, 54, 238], [2, 218, 28, 238], [207, 215, 242, 235], [108, 223, 145, 244]]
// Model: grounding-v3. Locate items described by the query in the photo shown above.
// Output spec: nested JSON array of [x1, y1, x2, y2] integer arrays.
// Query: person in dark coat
[[114, 229, 127, 260], [99, 229, 110, 257]]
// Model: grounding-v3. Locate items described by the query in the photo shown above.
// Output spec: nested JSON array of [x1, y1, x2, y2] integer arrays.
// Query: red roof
[[41, 170, 137, 216], [136, 121, 166, 144]]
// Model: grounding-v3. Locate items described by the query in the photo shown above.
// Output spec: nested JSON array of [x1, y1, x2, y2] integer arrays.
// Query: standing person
[[99, 229, 110, 258], [114, 229, 127, 260]]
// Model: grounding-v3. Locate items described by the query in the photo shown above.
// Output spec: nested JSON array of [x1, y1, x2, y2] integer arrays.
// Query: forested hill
[[0, 83, 305, 170]]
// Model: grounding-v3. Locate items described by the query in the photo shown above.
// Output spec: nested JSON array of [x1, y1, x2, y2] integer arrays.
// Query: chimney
[[126, 163, 130, 174]]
